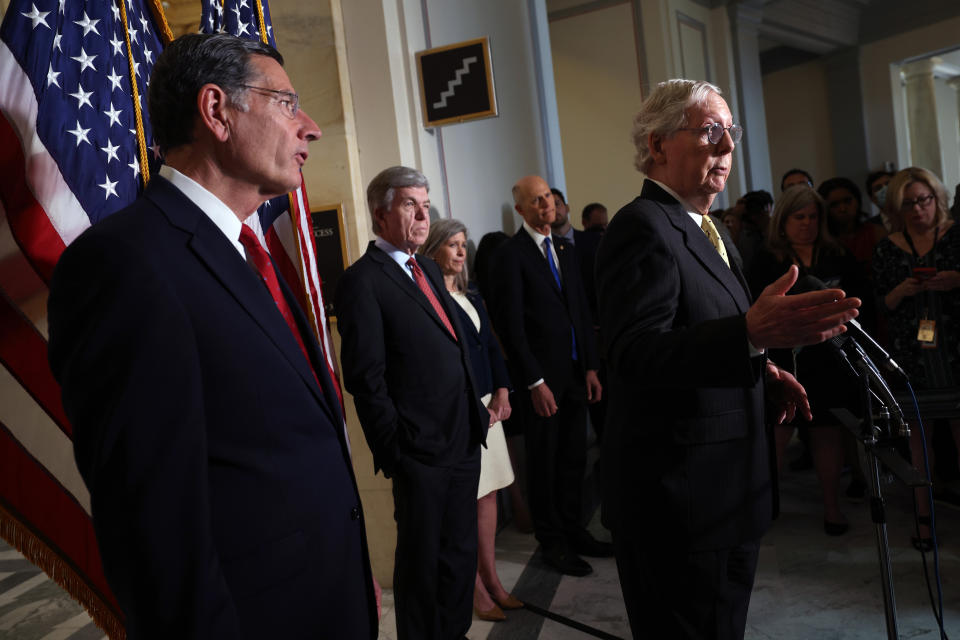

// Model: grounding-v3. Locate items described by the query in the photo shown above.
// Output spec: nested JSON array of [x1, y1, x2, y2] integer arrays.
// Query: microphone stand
[[829, 338, 927, 640]]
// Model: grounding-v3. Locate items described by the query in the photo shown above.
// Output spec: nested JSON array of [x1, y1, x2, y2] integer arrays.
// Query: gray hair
[[419, 218, 469, 293], [366, 166, 430, 235], [631, 79, 723, 173]]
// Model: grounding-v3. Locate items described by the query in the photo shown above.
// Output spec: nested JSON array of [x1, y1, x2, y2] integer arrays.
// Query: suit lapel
[[366, 244, 458, 343], [146, 178, 336, 422], [642, 180, 751, 313]]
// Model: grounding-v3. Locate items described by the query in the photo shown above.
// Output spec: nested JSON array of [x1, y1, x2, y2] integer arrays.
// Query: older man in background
[[336, 166, 489, 640], [492, 175, 608, 577]]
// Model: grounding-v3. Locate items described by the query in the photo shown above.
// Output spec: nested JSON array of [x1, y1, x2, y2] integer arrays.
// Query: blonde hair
[[883, 167, 950, 232]]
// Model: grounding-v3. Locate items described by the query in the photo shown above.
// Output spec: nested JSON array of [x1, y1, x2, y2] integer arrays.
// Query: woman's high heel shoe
[[474, 604, 506, 621], [494, 593, 524, 610]]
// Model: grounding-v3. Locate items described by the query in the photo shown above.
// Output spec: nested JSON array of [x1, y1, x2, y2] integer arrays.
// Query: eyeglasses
[[237, 84, 300, 119], [901, 194, 935, 209], [678, 123, 743, 145]]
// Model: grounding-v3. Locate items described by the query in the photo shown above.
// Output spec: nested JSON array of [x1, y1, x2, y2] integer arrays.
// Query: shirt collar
[[523, 220, 552, 247], [646, 177, 704, 226], [159, 165, 251, 257], [374, 235, 417, 275]]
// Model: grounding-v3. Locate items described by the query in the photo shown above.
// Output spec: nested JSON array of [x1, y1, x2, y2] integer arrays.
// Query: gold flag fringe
[[144, 0, 174, 46], [115, 0, 151, 189], [0, 504, 125, 640], [254, 1, 268, 45]]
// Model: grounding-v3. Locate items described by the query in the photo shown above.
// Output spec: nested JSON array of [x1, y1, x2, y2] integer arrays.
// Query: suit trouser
[[392, 448, 480, 640], [524, 364, 588, 549], [612, 530, 759, 640]]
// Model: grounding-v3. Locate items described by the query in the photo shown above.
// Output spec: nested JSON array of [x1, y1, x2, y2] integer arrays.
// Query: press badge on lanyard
[[904, 227, 939, 348], [918, 316, 936, 347]]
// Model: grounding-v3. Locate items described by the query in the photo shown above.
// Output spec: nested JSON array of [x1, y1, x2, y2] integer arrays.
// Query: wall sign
[[310, 204, 347, 316], [415, 37, 498, 128]]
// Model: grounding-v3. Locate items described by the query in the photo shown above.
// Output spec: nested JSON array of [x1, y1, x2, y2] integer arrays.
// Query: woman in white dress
[[420, 219, 522, 621]]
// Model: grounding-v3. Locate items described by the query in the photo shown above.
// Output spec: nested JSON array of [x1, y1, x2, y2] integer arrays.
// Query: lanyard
[[903, 226, 939, 265]]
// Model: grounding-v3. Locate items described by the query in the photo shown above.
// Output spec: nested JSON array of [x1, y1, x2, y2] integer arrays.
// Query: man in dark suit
[[595, 79, 861, 639], [581, 202, 608, 231], [46, 34, 377, 638], [335, 166, 489, 640], [492, 175, 608, 576]]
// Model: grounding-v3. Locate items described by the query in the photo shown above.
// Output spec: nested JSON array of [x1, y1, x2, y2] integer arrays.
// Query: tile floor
[[1, 437, 958, 639]]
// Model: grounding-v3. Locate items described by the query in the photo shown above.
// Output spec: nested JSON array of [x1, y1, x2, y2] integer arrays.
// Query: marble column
[[901, 57, 942, 178], [948, 76, 960, 138], [727, 0, 773, 192]]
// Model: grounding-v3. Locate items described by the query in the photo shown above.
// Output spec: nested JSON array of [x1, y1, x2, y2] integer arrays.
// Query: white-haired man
[[595, 79, 861, 639]]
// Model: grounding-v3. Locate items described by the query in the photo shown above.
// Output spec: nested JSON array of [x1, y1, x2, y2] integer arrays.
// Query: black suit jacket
[[574, 227, 604, 326], [452, 289, 511, 398], [47, 176, 376, 639], [492, 226, 599, 390], [335, 243, 487, 476], [595, 180, 772, 552]]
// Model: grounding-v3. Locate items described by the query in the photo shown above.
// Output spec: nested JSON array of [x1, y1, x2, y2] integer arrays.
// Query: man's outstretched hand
[[747, 265, 860, 350]]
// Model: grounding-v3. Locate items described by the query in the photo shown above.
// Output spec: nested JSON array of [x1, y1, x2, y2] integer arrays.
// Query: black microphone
[[794, 274, 908, 380], [831, 332, 908, 436]]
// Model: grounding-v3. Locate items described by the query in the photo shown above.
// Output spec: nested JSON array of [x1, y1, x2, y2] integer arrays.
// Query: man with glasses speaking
[[595, 80, 861, 639], [47, 34, 377, 638]]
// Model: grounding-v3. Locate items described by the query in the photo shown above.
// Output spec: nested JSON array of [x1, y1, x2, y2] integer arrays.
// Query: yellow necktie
[[700, 215, 730, 267]]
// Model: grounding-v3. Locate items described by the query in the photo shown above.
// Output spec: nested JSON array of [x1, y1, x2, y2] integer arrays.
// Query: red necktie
[[406, 257, 457, 341], [239, 225, 331, 395]]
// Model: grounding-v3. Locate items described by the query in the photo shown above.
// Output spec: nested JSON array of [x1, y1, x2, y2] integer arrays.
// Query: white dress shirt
[[158, 165, 265, 259]]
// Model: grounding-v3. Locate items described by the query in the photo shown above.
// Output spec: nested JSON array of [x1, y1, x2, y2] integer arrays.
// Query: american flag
[[1, 1, 169, 636], [200, 0, 345, 413], [1, 0, 346, 636]]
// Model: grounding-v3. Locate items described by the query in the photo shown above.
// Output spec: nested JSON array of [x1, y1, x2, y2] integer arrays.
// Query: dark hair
[[581, 202, 606, 226], [865, 170, 894, 195], [149, 33, 284, 153], [780, 168, 813, 192], [742, 190, 773, 225], [474, 231, 509, 305], [550, 188, 566, 204], [743, 190, 773, 210], [817, 176, 862, 212]]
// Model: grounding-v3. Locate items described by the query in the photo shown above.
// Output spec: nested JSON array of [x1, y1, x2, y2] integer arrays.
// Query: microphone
[[831, 332, 908, 437], [793, 275, 908, 380]]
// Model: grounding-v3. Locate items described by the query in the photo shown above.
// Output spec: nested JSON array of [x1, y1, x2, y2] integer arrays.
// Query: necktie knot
[[700, 215, 730, 267]]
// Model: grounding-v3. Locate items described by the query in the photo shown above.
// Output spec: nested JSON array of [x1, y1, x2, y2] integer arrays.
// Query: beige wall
[[860, 16, 960, 181], [270, 0, 369, 261], [548, 0, 746, 218], [763, 59, 836, 194], [549, 3, 644, 220], [269, 0, 393, 585]]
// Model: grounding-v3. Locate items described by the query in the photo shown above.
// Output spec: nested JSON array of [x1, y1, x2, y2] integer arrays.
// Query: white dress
[[449, 290, 515, 498]]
